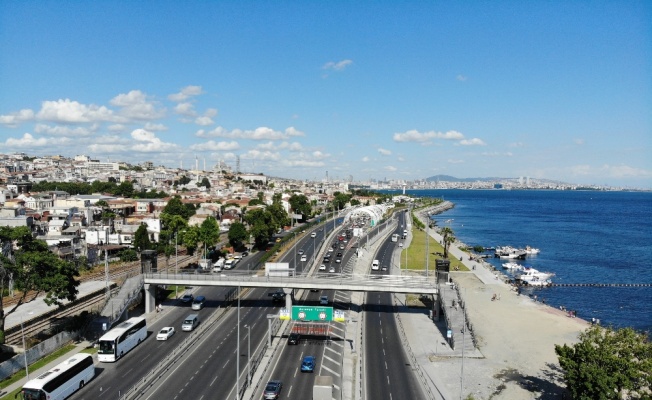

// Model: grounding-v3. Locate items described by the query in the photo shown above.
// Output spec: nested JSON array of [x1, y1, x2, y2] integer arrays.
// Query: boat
[[516, 267, 554, 286], [502, 262, 523, 270], [494, 246, 527, 260], [525, 246, 540, 255]]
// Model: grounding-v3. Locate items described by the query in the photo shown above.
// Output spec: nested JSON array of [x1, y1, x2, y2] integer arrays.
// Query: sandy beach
[[415, 209, 590, 400]]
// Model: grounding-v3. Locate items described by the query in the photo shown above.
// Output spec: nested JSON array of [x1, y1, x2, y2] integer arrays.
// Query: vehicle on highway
[[19, 353, 94, 400], [287, 333, 300, 345], [336, 252, 342, 257], [224, 259, 237, 269], [328, 266, 336, 273], [241, 251, 249, 257], [323, 256, 330, 263], [156, 327, 175, 340], [301, 355, 316, 372], [181, 293, 194, 303], [298, 249, 304, 255], [271, 290, 286, 302], [399, 242, 403, 247], [311, 232, 317, 238], [319, 264, 326, 271], [382, 266, 388, 271], [182, 314, 200, 331], [391, 233, 399, 242], [340, 244, 345, 249], [335, 258, 341, 263], [98, 317, 147, 362], [191, 295, 206, 310], [319, 296, 329, 305], [328, 247, 334, 252], [372, 259, 380, 270], [263, 380, 283, 399], [300, 254, 307, 262]]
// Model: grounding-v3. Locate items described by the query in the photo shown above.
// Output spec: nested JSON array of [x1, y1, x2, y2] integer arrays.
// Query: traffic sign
[[291, 306, 333, 322]]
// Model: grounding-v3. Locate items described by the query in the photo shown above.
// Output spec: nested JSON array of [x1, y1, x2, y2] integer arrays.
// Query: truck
[[313, 375, 333, 400], [199, 258, 211, 270], [391, 233, 399, 242]]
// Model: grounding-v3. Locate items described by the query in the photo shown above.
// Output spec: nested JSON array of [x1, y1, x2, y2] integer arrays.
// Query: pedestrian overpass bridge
[[143, 271, 439, 295]]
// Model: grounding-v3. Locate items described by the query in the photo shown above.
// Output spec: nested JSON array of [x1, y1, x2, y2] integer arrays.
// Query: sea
[[399, 189, 652, 334]]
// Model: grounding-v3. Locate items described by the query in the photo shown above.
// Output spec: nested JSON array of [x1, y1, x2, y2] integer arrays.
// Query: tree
[[555, 325, 652, 399], [197, 217, 220, 259], [198, 177, 211, 188], [114, 181, 134, 197], [228, 222, 248, 250], [162, 196, 195, 220], [0, 227, 80, 343], [244, 209, 275, 248], [441, 227, 455, 258], [133, 224, 152, 252]]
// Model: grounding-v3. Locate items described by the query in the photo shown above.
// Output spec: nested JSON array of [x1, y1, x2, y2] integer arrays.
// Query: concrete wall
[[0, 331, 77, 381]]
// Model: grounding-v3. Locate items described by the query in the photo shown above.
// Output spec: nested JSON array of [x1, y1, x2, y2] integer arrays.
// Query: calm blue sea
[[401, 189, 652, 334]]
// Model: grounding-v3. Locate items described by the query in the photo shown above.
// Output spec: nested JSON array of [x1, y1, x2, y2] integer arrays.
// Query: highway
[[364, 212, 425, 399]]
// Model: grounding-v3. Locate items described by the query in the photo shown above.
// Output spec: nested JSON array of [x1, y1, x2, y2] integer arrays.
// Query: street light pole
[[21, 316, 29, 380], [245, 324, 251, 387], [236, 285, 240, 400]]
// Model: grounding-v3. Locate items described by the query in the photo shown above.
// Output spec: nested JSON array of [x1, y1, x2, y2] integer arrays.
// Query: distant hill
[[425, 175, 507, 182]]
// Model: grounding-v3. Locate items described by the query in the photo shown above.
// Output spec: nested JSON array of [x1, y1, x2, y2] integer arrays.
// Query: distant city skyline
[[1, 2, 650, 188]]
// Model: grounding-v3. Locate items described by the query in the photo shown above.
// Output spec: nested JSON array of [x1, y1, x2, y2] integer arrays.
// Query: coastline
[[411, 206, 589, 400]]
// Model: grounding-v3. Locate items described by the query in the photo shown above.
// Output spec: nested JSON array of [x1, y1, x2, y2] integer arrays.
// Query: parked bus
[[98, 317, 147, 362], [19, 353, 94, 400]]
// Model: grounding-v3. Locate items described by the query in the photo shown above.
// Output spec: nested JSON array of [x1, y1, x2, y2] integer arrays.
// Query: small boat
[[516, 267, 554, 286], [494, 246, 527, 260], [525, 246, 540, 255], [502, 262, 523, 270]]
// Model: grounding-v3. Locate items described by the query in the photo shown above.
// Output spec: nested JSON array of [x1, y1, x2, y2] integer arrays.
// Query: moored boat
[[516, 267, 554, 286]]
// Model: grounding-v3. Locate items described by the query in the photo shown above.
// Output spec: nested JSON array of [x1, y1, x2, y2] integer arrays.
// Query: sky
[[1, 1, 650, 188]]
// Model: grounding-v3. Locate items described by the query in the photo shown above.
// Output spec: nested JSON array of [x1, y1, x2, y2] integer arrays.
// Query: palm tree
[[441, 227, 455, 259]]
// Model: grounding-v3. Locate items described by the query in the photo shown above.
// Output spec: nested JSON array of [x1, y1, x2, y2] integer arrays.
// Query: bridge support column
[[284, 288, 293, 309], [432, 294, 440, 321], [144, 284, 156, 314]]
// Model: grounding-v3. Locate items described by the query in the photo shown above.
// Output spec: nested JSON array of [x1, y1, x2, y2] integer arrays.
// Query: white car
[[399, 242, 403, 247], [319, 264, 326, 271], [300, 255, 307, 262], [157, 327, 175, 340]]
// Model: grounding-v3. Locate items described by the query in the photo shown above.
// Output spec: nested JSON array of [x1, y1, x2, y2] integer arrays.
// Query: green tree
[[115, 181, 135, 197], [441, 227, 455, 258], [244, 209, 275, 248], [555, 325, 652, 400], [162, 196, 195, 220], [198, 177, 211, 188], [228, 222, 248, 250], [133, 224, 152, 252], [197, 217, 220, 259], [0, 227, 80, 342]]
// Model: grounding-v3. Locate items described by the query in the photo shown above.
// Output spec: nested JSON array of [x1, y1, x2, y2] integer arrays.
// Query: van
[[191, 296, 206, 310], [224, 259, 236, 270], [372, 260, 380, 271], [182, 314, 199, 331]]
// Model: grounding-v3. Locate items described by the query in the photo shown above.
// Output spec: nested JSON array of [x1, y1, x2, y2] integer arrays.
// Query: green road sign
[[291, 306, 333, 322]]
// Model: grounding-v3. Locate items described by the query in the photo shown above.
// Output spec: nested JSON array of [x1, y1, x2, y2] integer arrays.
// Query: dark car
[[263, 380, 283, 399], [336, 252, 343, 257], [181, 294, 194, 303], [241, 251, 249, 257], [301, 355, 315, 372], [287, 333, 300, 345]]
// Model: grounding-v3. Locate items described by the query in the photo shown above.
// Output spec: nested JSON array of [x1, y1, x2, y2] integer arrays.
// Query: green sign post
[[291, 306, 333, 322]]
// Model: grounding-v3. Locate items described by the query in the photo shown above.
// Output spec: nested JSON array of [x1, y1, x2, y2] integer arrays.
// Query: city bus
[[97, 317, 147, 362], [19, 353, 94, 400]]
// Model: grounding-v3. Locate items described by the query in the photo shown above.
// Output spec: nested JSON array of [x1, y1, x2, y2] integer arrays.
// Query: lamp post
[[21, 312, 33, 380], [236, 286, 240, 400], [244, 324, 251, 387]]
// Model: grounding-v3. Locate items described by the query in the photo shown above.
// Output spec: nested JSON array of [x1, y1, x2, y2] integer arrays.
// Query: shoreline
[[412, 208, 589, 400]]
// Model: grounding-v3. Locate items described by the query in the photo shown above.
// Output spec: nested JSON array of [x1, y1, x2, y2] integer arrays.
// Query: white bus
[[19, 353, 94, 400], [98, 317, 147, 362], [391, 234, 399, 242]]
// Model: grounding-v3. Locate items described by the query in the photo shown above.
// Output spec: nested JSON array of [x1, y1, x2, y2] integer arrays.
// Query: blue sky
[[1, 1, 650, 187]]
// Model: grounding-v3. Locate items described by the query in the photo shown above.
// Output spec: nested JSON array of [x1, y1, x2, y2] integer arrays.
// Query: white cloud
[[34, 123, 97, 136], [4, 133, 70, 147], [322, 59, 353, 71], [195, 116, 214, 126], [204, 108, 218, 118], [362, 156, 370, 162], [447, 159, 465, 164], [144, 122, 168, 131], [456, 74, 468, 82], [311, 150, 330, 159], [196, 126, 305, 141], [110, 90, 165, 120], [583, 164, 652, 179], [175, 102, 196, 117], [282, 159, 326, 167], [393, 129, 465, 143], [190, 140, 240, 151], [0, 109, 35, 126], [397, 156, 405, 162], [481, 151, 513, 157], [509, 142, 525, 148], [168, 85, 203, 102], [574, 138, 585, 145], [378, 148, 392, 156], [459, 138, 487, 146], [129, 128, 178, 152], [384, 165, 397, 171], [242, 149, 281, 161], [37, 99, 118, 123], [108, 124, 127, 132]]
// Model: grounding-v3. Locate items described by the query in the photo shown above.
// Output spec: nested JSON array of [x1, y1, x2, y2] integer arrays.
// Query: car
[[381, 266, 388, 271], [329, 266, 336, 273], [340, 244, 345, 249], [263, 380, 283, 399], [301, 356, 315, 372], [241, 251, 249, 257], [310, 232, 317, 238], [319, 296, 329, 305], [328, 247, 334, 252], [287, 333, 300, 345], [399, 242, 403, 247], [323, 257, 330, 263], [275, 237, 282, 243], [181, 293, 194, 303], [335, 258, 341, 263], [156, 327, 175, 340], [336, 252, 342, 257], [319, 264, 326, 271], [298, 249, 304, 255], [300, 254, 307, 262]]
